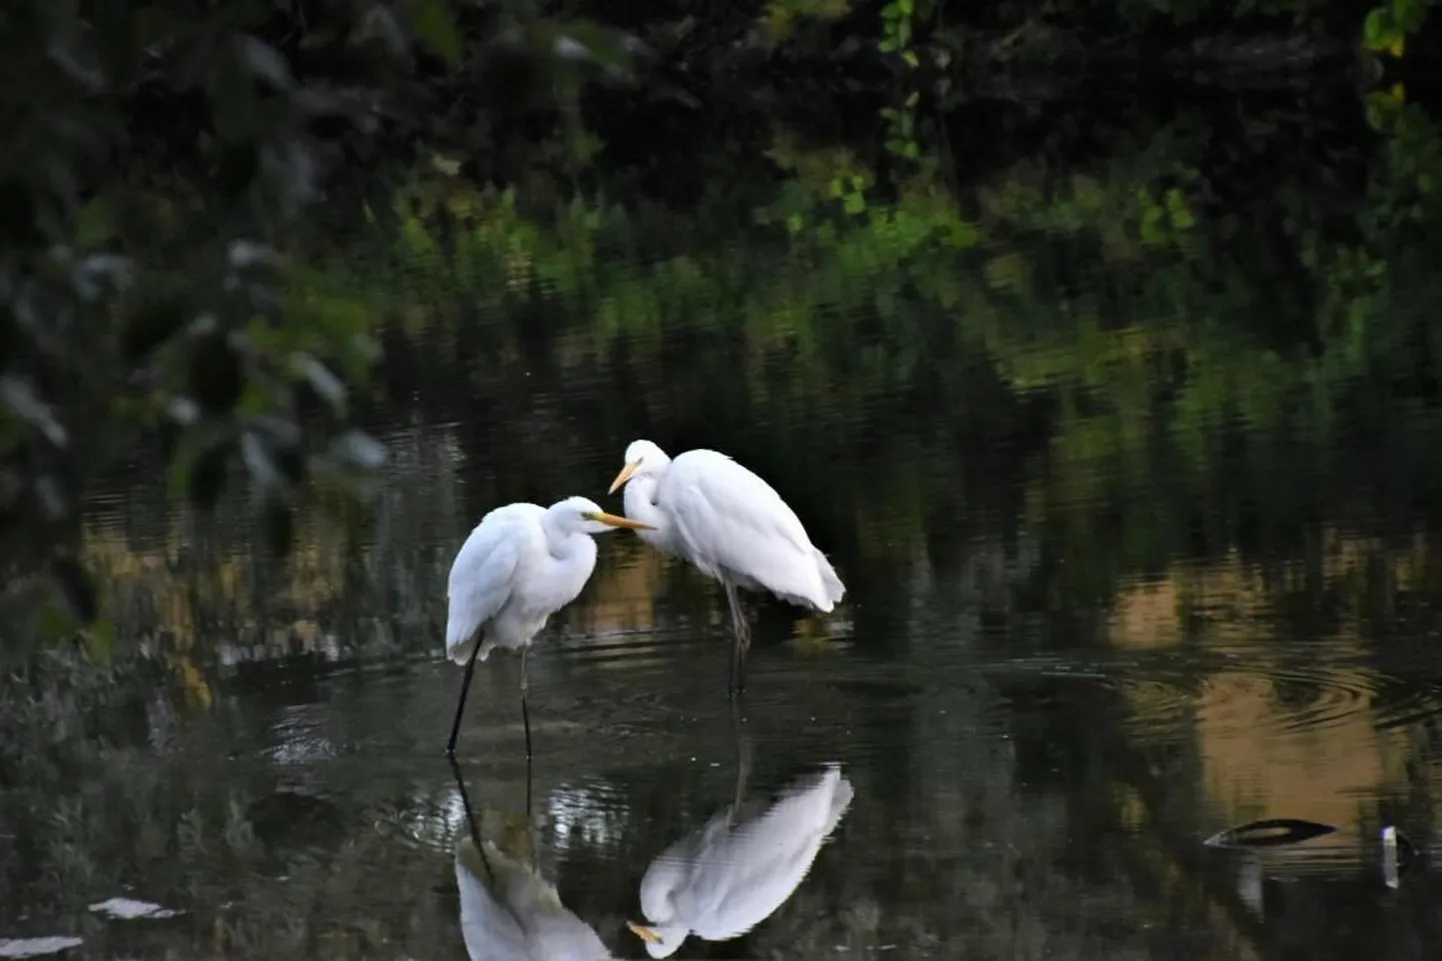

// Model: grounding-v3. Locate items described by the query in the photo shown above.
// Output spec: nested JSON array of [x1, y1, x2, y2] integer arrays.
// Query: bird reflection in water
[[450, 757, 614, 961], [626, 755, 855, 957]]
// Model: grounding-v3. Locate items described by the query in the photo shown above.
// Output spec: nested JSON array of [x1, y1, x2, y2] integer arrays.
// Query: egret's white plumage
[[608, 440, 845, 690], [443, 495, 653, 756], [456, 836, 614, 961], [626, 763, 855, 958]]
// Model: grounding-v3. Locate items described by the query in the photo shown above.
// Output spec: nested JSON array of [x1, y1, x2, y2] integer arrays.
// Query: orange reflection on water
[[1108, 533, 1427, 837]]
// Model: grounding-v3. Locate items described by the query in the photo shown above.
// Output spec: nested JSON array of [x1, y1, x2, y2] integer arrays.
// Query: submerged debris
[[86, 897, 184, 920], [1381, 825, 1417, 890], [1202, 818, 1337, 849], [0, 937, 84, 958]]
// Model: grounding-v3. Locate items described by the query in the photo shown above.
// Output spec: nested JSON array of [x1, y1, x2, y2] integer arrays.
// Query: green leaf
[[411, 0, 461, 64], [1165, 188, 1195, 230], [1363, 8, 1401, 50], [82, 618, 118, 661], [1140, 205, 1166, 245], [1364, 90, 1403, 132], [39, 604, 80, 643], [1393, 0, 1423, 31]]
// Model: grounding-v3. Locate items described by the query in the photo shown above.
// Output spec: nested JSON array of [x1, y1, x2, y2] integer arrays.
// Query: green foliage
[[0, 0, 637, 640], [1363, 0, 1433, 53]]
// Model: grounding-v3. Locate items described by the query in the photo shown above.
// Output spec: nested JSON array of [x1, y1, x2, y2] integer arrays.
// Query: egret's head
[[551, 496, 655, 535], [609, 439, 670, 494], [625, 920, 691, 959]]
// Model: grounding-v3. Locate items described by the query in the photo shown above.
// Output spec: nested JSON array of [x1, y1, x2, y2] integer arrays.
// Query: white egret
[[607, 440, 845, 693], [625, 763, 855, 957], [452, 763, 615, 961], [456, 837, 615, 961], [444, 495, 654, 758]]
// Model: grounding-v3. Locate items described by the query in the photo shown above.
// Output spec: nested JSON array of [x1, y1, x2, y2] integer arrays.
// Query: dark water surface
[[10, 81, 1442, 960]]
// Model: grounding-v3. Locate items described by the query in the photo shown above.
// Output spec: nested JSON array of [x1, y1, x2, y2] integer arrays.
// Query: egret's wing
[[445, 508, 528, 662], [666, 451, 811, 554], [662, 451, 830, 607], [530, 917, 614, 961], [679, 767, 854, 941]]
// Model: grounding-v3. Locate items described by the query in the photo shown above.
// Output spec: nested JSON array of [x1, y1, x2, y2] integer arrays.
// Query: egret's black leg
[[723, 579, 751, 695], [448, 754, 494, 884], [520, 644, 533, 761], [446, 641, 482, 757], [524, 745, 536, 866], [730, 695, 753, 824]]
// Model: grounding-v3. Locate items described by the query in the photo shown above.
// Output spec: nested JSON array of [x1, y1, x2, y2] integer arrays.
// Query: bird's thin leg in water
[[520, 644, 534, 762], [524, 746, 537, 866], [446, 640, 483, 757], [730, 697, 753, 825], [448, 754, 495, 884], [723, 578, 751, 695]]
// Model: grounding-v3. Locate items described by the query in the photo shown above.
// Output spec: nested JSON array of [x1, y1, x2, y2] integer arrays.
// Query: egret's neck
[[623, 477, 667, 537], [540, 512, 589, 559]]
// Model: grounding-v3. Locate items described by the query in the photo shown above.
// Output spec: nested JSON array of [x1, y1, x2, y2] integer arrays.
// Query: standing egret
[[625, 763, 855, 957], [444, 496, 654, 758], [607, 440, 845, 693]]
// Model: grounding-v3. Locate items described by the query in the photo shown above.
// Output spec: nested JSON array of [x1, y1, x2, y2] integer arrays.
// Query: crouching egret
[[625, 763, 855, 957], [444, 496, 654, 758], [607, 440, 845, 694]]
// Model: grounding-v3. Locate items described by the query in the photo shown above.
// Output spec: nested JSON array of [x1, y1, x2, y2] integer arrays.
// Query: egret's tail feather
[[447, 634, 477, 665], [446, 631, 493, 666], [824, 772, 856, 835], [813, 549, 846, 609]]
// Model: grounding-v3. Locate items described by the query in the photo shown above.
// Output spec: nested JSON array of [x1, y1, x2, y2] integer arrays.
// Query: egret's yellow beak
[[608, 460, 641, 495], [585, 510, 655, 531], [626, 921, 662, 944]]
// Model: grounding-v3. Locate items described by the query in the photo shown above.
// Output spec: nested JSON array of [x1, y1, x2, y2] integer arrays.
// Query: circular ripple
[[983, 647, 1442, 748], [1112, 652, 1442, 746]]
